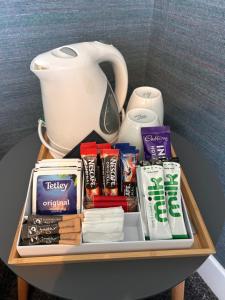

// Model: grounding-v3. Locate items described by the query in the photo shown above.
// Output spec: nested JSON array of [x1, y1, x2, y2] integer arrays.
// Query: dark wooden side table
[[0, 132, 224, 300]]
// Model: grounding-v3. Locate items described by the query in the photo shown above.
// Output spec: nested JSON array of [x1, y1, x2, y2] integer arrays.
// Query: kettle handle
[[91, 42, 128, 112], [38, 119, 65, 157]]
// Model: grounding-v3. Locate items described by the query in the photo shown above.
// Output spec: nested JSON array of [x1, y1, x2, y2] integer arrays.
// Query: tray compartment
[[14, 169, 193, 258], [8, 144, 215, 266]]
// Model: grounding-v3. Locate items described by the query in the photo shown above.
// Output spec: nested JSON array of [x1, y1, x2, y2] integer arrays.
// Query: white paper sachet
[[83, 217, 124, 224], [136, 166, 150, 239], [36, 159, 82, 169], [82, 221, 124, 234], [82, 207, 125, 243], [141, 165, 172, 240], [84, 206, 124, 218], [163, 161, 188, 239], [84, 207, 123, 213], [84, 213, 124, 221], [83, 232, 124, 243]]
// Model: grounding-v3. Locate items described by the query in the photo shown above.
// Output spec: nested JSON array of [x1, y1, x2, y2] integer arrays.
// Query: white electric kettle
[[31, 41, 128, 158]]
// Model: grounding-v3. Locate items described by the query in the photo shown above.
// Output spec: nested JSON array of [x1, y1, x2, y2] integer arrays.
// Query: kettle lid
[[30, 44, 87, 72], [51, 46, 78, 58]]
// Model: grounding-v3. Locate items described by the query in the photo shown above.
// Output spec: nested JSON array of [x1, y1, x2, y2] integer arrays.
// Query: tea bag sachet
[[141, 165, 172, 240], [32, 168, 82, 215], [163, 161, 188, 239]]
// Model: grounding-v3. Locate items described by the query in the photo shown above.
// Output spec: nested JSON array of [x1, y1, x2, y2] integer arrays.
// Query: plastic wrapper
[[27, 214, 83, 225], [120, 150, 137, 197], [84, 195, 137, 212], [140, 164, 172, 240], [163, 161, 188, 239], [81, 147, 100, 199], [100, 149, 119, 196], [21, 219, 81, 239], [21, 233, 81, 245], [141, 126, 172, 160]]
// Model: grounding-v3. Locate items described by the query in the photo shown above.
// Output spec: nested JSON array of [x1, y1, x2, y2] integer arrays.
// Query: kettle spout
[[33, 63, 48, 70], [30, 58, 49, 79]]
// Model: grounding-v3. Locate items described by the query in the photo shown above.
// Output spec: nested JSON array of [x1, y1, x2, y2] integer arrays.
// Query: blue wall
[[0, 0, 154, 157], [145, 0, 225, 265], [1, 1, 225, 265]]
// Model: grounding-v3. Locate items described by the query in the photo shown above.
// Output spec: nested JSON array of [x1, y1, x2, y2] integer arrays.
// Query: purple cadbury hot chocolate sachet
[[141, 126, 172, 160]]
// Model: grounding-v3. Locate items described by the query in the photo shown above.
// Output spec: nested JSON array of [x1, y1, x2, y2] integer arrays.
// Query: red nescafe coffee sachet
[[80, 143, 137, 209], [81, 147, 100, 199], [80, 142, 112, 199], [100, 149, 119, 196]]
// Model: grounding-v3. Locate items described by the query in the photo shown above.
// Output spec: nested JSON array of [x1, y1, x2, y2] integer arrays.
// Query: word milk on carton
[[141, 165, 172, 240], [163, 161, 188, 239]]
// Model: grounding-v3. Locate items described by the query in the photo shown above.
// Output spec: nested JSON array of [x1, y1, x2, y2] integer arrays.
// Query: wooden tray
[[8, 144, 215, 266]]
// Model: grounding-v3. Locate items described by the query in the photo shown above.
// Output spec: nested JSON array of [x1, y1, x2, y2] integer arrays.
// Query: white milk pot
[[31, 41, 128, 157]]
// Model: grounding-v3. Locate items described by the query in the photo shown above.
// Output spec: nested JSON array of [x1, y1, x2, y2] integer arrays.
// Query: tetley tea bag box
[[32, 169, 82, 215]]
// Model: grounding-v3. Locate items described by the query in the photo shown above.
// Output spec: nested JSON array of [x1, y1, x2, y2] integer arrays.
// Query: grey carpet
[[0, 259, 217, 300]]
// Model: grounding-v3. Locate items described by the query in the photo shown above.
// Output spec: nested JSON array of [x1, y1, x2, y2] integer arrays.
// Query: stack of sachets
[[82, 207, 124, 243], [137, 125, 188, 240], [80, 142, 138, 212], [33, 159, 83, 215], [21, 214, 83, 245], [137, 160, 188, 241], [21, 158, 84, 246]]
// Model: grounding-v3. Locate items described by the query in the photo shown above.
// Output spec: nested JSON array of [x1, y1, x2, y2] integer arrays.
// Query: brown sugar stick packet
[[21, 223, 59, 239], [58, 226, 80, 234], [59, 232, 80, 240], [58, 218, 81, 230], [21, 235, 60, 245], [58, 232, 81, 245], [27, 214, 84, 225], [59, 236, 81, 245], [22, 234, 81, 245], [21, 221, 81, 239]]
